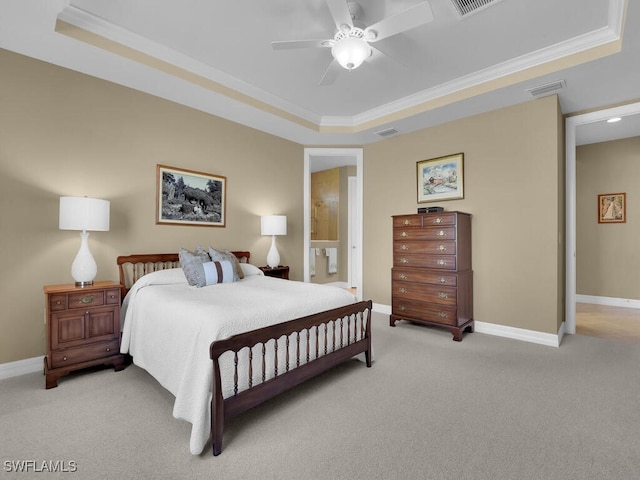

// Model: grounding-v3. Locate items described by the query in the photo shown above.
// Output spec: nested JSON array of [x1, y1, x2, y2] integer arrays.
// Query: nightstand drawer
[[50, 339, 120, 369], [105, 288, 120, 304], [67, 290, 105, 309], [50, 294, 67, 311]]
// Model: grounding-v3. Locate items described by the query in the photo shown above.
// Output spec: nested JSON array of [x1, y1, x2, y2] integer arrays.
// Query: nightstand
[[43, 281, 126, 389], [259, 265, 290, 280]]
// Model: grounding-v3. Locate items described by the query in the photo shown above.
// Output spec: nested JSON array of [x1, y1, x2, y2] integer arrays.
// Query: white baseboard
[[373, 303, 392, 315], [474, 321, 562, 347], [374, 303, 562, 347], [0, 356, 43, 381], [576, 294, 640, 310]]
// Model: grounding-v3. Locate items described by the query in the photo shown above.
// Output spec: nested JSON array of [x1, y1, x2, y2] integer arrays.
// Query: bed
[[117, 252, 373, 456]]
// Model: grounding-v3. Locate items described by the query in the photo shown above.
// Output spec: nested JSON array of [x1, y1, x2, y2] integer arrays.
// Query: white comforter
[[120, 267, 356, 455]]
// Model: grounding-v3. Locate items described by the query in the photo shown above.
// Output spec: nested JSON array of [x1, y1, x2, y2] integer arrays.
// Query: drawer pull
[[398, 288, 408, 294], [55, 300, 62, 305], [399, 274, 408, 280], [437, 230, 446, 237], [403, 219, 412, 225], [62, 356, 67, 361], [439, 277, 447, 284], [400, 231, 409, 237], [438, 312, 448, 318], [437, 259, 446, 266], [438, 244, 447, 251], [438, 292, 448, 299], [435, 217, 443, 224], [400, 258, 409, 264], [106, 347, 111, 352], [400, 244, 409, 251], [398, 305, 406, 312], [79, 295, 94, 304]]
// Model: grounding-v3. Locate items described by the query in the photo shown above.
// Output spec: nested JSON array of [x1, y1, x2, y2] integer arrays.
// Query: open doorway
[[303, 148, 363, 300], [566, 101, 640, 341]]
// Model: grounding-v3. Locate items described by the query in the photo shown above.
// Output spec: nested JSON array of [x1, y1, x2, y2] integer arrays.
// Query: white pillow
[[239, 263, 265, 277]]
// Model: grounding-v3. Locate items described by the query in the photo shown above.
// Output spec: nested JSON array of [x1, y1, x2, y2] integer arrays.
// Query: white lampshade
[[261, 215, 287, 268], [331, 36, 371, 70], [59, 196, 110, 287], [59, 197, 110, 232], [261, 215, 287, 236]]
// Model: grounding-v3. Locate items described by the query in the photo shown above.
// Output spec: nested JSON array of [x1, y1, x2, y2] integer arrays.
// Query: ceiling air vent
[[449, 0, 503, 17], [525, 79, 566, 98], [375, 127, 399, 137]]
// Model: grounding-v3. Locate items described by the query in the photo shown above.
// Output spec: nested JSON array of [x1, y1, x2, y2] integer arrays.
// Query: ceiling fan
[[271, 0, 434, 86]]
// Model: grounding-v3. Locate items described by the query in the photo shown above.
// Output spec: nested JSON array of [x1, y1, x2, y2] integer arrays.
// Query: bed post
[[211, 357, 225, 456]]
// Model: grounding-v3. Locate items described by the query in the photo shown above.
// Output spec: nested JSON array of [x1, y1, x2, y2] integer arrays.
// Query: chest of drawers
[[390, 212, 474, 341], [44, 281, 127, 388]]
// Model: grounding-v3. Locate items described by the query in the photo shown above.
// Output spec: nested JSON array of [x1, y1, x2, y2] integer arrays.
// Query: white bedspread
[[120, 268, 356, 455]]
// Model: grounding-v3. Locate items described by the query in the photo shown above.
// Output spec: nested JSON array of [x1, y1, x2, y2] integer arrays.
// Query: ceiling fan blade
[[272, 39, 331, 50], [369, 45, 410, 69], [325, 0, 353, 31], [365, 1, 434, 43], [319, 59, 342, 86]]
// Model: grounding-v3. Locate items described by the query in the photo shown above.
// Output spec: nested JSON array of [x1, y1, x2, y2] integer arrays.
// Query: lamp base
[[75, 281, 94, 288], [266, 235, 281, 268]]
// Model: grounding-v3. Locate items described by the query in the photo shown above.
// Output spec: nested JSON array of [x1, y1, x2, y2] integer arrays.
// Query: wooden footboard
[[209, 300, 373, 456]]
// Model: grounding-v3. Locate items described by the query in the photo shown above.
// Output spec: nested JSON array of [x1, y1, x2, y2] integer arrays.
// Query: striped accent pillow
[[202, 260, 235, 285]]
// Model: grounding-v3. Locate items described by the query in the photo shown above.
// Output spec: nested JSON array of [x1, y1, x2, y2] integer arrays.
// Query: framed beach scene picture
[[417, 153, 464, 203]]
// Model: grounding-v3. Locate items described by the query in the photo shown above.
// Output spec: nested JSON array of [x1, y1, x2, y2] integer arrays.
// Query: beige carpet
[[1, 313, 639, 480]]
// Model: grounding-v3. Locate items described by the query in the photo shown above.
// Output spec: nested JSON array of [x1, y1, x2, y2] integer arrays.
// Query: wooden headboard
[[116, 251, 251, 298]]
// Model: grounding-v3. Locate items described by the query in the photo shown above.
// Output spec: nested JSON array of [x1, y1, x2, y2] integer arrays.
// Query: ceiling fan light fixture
[[331, 30, 371, 71]]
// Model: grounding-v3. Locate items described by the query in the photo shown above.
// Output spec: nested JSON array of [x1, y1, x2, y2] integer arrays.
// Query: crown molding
[[56, 0, 626, 134]]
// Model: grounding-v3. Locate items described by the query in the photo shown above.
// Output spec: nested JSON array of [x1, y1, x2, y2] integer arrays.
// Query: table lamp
[[260, 215, 287, 268], [59, 196, 110, 287]]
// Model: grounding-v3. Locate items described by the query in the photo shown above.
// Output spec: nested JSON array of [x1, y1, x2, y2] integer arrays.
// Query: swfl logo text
[[4, 460, 78, 473]]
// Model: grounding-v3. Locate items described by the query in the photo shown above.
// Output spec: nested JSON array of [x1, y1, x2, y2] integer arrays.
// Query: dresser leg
[[45, 373, 59, 389], [451, 320, 474, 341]]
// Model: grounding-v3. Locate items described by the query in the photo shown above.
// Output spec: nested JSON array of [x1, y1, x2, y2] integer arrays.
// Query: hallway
[[576, 303, 640, 343]]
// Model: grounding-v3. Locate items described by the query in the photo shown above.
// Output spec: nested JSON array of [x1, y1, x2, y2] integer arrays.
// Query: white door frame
[[565, 101, 640, 334], [348, 176, 358, 288], [304, 148, 363, 300]]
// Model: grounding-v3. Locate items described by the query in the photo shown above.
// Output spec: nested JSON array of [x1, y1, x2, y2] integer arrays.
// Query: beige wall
[[363, 95, 565, 334], [1, 48, 567, 365], [0, 49, 304, 364], [576, 136, 640, 299]]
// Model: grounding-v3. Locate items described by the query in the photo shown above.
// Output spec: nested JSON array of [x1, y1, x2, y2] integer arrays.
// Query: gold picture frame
[[156, 164, 226, 227], [417, 153, 464, 203], [598, 192, 625, 224]]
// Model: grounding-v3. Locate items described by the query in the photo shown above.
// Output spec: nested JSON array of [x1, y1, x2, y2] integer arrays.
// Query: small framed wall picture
[[597, 193, 626, 224], [417, 153, 464, 203]]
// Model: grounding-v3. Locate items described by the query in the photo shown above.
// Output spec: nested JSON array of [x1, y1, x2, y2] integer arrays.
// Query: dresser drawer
[[392, 281, 457, 306], [67, 290, 105, 309], [392, 300, 458, 326], [392, 268, 458, 286], [394, 254, 457, 270], [50, 339, 120, 369], [422, 213, 457, 227], [393, 215, 423, 228], [393, 240, 456, 255], [393, 226, 456, 241]]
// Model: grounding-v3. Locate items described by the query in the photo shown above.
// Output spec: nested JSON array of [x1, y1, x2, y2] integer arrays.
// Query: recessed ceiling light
[[607, 117, 622, 123]]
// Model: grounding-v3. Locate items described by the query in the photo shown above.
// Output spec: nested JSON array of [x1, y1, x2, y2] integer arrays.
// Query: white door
[[348, 176, 359, 288]]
